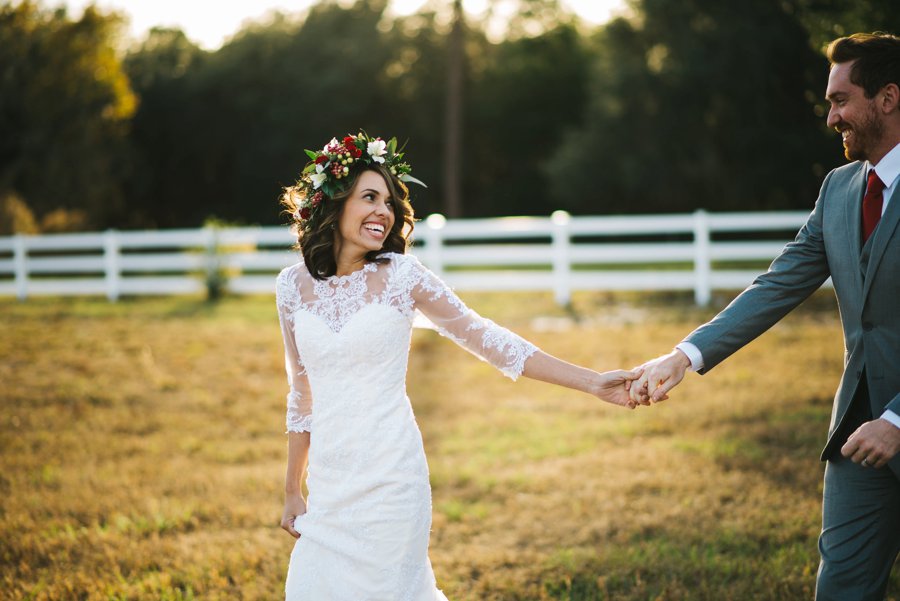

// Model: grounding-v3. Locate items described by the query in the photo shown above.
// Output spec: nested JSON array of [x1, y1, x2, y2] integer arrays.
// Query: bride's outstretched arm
[[521, 351, 642, 409], [281, 432, 309, 539], [405, 255, 642, 408]]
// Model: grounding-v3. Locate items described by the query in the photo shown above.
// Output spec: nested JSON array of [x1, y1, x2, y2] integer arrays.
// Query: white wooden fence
[[0, 210, 816, 306]]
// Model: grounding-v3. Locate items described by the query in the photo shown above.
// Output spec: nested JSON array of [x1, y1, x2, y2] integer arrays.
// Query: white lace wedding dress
[[275, 252, 538, 601]]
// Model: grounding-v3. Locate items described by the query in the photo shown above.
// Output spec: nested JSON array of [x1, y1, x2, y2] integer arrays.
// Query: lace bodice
[[274, 252, 538, 433]]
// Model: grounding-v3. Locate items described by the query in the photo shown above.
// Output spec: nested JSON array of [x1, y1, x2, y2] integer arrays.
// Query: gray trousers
[[816, 378, 900, 600]]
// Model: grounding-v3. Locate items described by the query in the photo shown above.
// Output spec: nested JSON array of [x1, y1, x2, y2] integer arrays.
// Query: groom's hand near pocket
[[629, 349, 691, 405], [841, 418, 900, 469]]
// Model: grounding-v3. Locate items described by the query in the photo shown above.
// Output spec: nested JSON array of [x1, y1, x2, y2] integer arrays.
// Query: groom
[[631, 33, 900, 601]]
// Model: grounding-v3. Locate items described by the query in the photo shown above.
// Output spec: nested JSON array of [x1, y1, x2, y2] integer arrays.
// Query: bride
[[275, 132, 643, 600]]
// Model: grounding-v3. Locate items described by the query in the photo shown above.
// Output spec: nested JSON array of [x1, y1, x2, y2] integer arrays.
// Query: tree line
[[1, 0, 898, 233]]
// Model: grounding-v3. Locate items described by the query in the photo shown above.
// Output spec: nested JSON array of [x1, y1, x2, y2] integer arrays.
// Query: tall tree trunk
[[443, 0, 464, 218]]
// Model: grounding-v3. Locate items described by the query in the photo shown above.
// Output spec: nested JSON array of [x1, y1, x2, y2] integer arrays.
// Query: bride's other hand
[[593, 368, 646, 409], [281, 494, 307, 539]]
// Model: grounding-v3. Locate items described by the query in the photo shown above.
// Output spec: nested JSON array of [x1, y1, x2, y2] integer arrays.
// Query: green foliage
[[796, 0, 900, 51], [550, 0, 839, 214], [201, 217, 229, 302], [468, 21, 591, 216], [0, 1, 136, 228], [122, 1, 397, 227], [4, 0, 900, 229], [121, 28, 207, 228], [377, 7, 457, 217], [0, 191, 39, 234]]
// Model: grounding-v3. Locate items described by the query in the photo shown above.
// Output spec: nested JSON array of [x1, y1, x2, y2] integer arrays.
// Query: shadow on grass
[[537, 530, 900, 601], [670, 395, 833, 492], [536, 532, 819, 601], [710, 396, 832, 489]]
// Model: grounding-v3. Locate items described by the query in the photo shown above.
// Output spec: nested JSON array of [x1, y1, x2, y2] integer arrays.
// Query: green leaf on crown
[[400, 174, 427, 188]]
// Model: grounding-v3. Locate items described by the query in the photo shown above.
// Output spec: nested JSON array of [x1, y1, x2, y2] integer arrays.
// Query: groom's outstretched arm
[[629, 170, 837, 405]]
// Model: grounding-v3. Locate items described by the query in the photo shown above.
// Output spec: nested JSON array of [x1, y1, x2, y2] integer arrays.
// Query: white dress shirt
[[677, 143, 900, 430]]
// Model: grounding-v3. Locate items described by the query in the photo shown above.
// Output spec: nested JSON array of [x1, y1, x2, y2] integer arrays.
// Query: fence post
[[104, 229, 120, 301], [14, 234, 27, 301], [551, 210, 571, 306], [423, 214, 446, 277], [693, 209, 711, 306]]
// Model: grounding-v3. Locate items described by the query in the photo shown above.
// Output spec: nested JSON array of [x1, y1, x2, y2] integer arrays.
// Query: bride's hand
[[281, 494, 307, 539], [593, 368, 646, 409]]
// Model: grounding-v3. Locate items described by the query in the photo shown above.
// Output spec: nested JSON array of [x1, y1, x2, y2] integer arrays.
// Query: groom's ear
[[879, 82, 900, 114]]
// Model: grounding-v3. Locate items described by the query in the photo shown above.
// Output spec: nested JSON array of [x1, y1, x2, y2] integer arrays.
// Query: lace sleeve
[[406, 256, 538, 380], [276, 266, 313, 433]]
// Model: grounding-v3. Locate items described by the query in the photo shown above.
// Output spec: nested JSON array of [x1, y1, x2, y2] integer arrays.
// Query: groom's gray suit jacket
[[683, 161, 900, 478]]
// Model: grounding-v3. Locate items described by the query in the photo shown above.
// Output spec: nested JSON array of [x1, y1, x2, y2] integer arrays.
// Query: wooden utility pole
[[443, 0, 464, 218]]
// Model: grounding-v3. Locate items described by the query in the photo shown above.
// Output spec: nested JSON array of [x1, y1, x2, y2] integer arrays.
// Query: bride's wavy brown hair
[[281, 164, 416, 280]]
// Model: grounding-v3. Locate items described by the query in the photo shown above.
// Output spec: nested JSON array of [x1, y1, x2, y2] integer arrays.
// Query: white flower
[[323, 137, 339, 153], [367, 139, 387, 164], [311, 163, 327, 189]]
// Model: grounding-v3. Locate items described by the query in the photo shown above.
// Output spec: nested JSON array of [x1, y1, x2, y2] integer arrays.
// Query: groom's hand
[[841, 418, 900, 469], [629, 349, 691, 405]]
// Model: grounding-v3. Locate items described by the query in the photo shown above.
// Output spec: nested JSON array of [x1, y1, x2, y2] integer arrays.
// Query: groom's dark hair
[[827, 32, 900, 99]]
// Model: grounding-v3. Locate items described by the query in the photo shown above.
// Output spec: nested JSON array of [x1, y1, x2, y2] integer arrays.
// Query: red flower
[[343, 136, 363, 158], [299, 207, 311, 220], [311, 191, 324, 207], [314, 155, 328, 165]]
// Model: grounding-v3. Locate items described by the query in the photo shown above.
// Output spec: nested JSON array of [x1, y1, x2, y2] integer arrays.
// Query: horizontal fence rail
[[0, 210, 821, 305]]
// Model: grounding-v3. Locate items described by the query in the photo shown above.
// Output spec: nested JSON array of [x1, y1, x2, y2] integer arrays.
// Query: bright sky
[[62, 0, 629, 49]]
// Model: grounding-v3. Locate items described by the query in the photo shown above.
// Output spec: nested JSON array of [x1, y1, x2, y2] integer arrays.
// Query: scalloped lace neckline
[[327, 261, 377, 282]]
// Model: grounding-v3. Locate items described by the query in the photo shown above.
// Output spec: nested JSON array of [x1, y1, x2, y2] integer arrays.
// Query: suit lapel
[[843, 164, 865, 281], [862, 184, 900, 300]]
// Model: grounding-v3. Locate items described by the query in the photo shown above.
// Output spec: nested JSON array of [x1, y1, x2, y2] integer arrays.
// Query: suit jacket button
[[862, 321, 874, 331]]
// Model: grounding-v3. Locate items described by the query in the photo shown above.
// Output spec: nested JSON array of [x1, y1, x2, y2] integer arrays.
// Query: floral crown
[[293, 132, 426, 223]]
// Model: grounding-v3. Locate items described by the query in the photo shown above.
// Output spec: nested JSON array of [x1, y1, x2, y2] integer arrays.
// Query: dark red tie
[[862, 170, 885, 242]]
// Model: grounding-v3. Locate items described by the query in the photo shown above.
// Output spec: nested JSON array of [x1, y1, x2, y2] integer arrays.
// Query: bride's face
[[336, 170, 396, 255]]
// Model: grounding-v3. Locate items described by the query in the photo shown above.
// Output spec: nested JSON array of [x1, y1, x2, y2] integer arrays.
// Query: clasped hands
[[625, 349, 691, 407], [597, 350, 689, 410]]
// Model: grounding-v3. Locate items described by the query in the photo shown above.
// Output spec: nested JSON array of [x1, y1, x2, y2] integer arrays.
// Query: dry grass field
[[1, 289, 897, 600]]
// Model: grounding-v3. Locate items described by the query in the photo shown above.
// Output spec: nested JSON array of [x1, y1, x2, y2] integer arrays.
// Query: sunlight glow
[[63, 0, 627, 50]]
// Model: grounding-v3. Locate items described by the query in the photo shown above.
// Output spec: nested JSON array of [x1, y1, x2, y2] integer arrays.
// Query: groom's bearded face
[[839, 102, 885, 162], [826, 61, 886, 162]]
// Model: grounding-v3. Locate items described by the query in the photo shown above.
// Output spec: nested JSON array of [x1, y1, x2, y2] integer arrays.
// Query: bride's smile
[[335, 170, 396, 272]]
